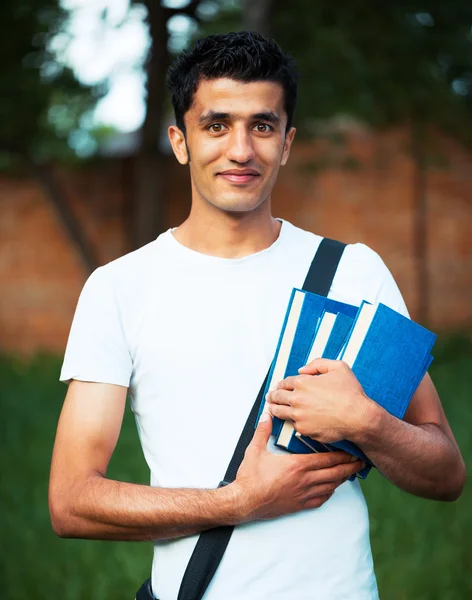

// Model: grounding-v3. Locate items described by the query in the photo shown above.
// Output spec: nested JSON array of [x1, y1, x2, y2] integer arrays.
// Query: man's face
[[169, 78, 296, 215]]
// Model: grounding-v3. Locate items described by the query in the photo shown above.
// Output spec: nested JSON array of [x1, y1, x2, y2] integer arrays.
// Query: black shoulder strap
[[302, 238, 346, 297], [177, 237, 346, 600]]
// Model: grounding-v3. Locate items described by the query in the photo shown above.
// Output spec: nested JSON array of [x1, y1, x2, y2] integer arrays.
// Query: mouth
[[217, 170, 261, 185]]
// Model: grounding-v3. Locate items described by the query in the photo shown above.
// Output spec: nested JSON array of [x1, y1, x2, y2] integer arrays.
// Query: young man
[[50, 32, 465, 599]]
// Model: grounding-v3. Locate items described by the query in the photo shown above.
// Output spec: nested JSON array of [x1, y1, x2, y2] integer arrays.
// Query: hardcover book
[[278, 311, 356, 456], [339, 302, 436, 421], [262, 291, 436, 480], [287, 303, 435, 477], [256, 289, 359, 437], [275, 309, 368, 478]]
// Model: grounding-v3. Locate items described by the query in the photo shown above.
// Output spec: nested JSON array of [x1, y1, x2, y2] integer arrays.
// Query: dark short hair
[[166, 31, 299, 133]]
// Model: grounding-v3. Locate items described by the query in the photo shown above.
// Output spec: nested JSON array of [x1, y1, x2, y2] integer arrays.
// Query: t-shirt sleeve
[[366, 247, 410, 318], [60, 266, 132, 387], [333, 243, 410, 318]]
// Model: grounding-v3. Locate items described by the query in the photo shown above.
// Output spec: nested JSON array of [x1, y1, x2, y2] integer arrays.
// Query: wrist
[[215, 481, 252, 526], [348, 394, 384, 445]]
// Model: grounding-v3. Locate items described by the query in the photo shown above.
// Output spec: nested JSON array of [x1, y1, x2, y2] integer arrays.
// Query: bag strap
[[177, 237, 347, 600]]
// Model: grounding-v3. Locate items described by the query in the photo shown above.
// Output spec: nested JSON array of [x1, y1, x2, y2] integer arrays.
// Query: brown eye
[[209, 123, 224, 132], [255, 123, 271, 133]]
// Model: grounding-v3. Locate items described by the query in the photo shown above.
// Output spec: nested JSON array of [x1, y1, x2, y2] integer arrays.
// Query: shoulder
[[282, 221, 383, 277], [334, 242, 409, 315], [73, 235, 172, 332], [86, 233, 169, 296], [341, 242, 388, 277], [334, 242, 391, 299], [280, 220, 324, 256], [102, 236, 164, 281]]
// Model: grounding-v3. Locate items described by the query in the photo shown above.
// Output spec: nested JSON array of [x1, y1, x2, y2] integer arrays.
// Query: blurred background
[[1, 1, 471, 598]]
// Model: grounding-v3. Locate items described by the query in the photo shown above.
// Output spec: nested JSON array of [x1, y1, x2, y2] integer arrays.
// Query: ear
[[168, 125, 189, 165], [281, 127, 296, 166]]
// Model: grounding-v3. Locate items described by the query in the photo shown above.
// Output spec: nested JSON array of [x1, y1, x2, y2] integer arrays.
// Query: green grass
[[1, 335, 471, 599]]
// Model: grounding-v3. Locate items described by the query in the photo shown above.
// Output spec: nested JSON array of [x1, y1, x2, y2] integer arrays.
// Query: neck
[[172, 204, 281, 259]]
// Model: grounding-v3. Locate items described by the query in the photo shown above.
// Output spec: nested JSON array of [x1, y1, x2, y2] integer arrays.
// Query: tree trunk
[[411, 124, 429, 324], [133, 1, 170, 249], [26, 158, 99, 274]]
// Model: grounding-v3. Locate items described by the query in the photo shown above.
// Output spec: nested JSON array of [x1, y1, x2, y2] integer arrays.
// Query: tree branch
[[21, 154, 99, 274]]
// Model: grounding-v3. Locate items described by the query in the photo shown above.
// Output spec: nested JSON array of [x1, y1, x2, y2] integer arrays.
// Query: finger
[[305, 461, 363, 484], [267, 389, 292, 406], [298, 357, 338, 375], [275, 376, 297, 390], [295, 450, 360, 470], [268, 403, 293, 421], [250, 411, 273, 451], [303, 481, 340, 497], [303, 492, 333, 510]]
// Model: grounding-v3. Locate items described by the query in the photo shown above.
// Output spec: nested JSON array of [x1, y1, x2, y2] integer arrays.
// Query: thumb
[[251, 411, 272, 450]]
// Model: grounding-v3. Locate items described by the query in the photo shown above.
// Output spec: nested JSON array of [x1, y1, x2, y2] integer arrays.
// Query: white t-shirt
[[61, 220, 408, 600]]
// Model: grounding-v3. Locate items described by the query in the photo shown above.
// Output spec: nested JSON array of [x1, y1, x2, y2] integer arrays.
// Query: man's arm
[[350, 372, 465, 500], [49, 380, 364, 541], [267, 360, 465, 501]]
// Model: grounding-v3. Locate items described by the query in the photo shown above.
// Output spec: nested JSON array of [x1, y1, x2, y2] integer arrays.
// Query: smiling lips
[[217, 169, 260, 184]]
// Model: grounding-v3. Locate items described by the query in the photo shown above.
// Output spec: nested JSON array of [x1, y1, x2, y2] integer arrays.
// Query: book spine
[[255, 289, 299, 428]]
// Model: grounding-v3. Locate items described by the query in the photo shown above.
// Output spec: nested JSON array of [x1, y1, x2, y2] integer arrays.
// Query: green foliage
[[1, 335, 471, 598], [271, 1, 472, 143], [0, 1, 106, 162], [364, 334, 472, 599], [193, 0, 244, 38], [0, 354, 150, 599]]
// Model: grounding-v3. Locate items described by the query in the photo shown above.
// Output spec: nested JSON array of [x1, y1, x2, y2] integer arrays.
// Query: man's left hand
[[266, 358, 374, 443]]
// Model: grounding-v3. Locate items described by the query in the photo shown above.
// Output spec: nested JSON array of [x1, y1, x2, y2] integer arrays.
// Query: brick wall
[[1, 127, 471, 355]]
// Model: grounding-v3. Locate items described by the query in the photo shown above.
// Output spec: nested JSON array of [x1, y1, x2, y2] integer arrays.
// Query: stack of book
[[257, 289, 436, 479]]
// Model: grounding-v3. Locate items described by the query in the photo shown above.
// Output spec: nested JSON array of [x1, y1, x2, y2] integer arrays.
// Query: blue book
[[276, 303, 436, 479], [339, 303, 436, 419], [321, 303, 436, 471], [322, 313, 354, 359], [277, 310, 370, 478], [278, 311, 356, 455], [255, 289, 359, 437], [276, 425, 318, 454]]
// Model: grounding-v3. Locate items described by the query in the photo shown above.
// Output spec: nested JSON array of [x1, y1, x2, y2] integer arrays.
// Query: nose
[[225, 126, 255, 164]]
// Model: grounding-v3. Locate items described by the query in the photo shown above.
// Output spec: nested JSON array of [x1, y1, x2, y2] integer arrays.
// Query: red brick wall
[[1, 128, 471, 355]]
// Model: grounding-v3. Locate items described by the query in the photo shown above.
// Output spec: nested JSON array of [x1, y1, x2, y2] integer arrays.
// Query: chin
[[210, 193, 267, 214], [213, 201, 264, 214]]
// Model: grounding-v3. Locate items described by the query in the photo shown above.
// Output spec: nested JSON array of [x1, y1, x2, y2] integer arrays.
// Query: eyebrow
[[198, 110, 281, 125]]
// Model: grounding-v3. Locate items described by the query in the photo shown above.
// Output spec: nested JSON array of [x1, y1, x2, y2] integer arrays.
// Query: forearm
[[353, 402, 465, 501], [50, 475, 241, 541]]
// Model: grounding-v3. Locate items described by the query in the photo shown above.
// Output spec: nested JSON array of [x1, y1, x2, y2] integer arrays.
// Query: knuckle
[[287, 458, 302, 479], [299, 473, 311, 489], [324, 453, 343, 467], [295, 422, 309, 437], [343, 463, 358, 477], [330, 464, 346, 478], [302, 496, 317, 509]]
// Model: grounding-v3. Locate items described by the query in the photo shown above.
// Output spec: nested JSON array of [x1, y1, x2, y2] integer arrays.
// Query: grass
[[1, 335, 471, 599]]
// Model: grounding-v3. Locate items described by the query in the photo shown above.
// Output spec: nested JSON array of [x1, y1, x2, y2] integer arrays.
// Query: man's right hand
[[230, 413, 364, 522]]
